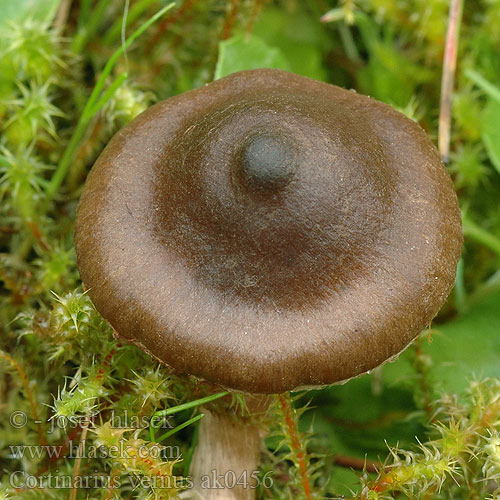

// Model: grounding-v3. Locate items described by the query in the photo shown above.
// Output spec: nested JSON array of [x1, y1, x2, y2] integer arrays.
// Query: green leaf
[[425, 289, 500, 394], [466, 69, 500, 104], [481, 98, 500, 175], [215, 34, 290, 80], [251, 6, 328, 80], [0, 0, 60, 27]]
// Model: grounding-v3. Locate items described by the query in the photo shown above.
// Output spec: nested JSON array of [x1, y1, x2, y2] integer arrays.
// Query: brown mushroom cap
[[75, 69, 462, 394]]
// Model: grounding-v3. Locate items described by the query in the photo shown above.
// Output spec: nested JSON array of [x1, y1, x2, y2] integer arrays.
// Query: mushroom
[[74, 68, 462, 499]]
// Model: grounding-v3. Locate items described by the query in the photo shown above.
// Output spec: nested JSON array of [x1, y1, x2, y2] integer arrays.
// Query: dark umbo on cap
[[75, 69, 463, 394]]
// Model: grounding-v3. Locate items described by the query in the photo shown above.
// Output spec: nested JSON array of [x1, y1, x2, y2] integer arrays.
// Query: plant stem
[[438, 0, 464, 162], [276, 394, 313, 500], [103, 0, 158, 45], [454, 258, 467, 313], [69, 414, 91, 500], [338, 21, 361, 63], [54, 0, 73, 30]]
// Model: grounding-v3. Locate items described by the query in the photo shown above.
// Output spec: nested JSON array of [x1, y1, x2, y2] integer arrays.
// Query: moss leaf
[[482, 98, 500, 175], [214, 34, 290, 80]]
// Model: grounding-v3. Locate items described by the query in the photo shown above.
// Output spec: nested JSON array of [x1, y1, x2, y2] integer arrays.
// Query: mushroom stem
[[189, 408, 264, 500]]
